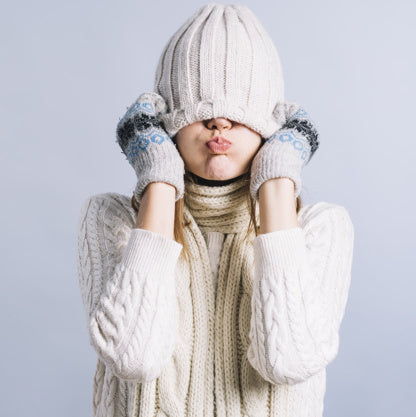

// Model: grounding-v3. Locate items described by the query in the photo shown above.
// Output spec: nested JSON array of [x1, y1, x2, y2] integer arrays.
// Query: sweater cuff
[[121, 228, 183, 273], [253, 227, 306, 269]]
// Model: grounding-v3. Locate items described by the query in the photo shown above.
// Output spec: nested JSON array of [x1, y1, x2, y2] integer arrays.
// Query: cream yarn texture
[[154, 3, 286, 139], [77, 176, 354, 416]]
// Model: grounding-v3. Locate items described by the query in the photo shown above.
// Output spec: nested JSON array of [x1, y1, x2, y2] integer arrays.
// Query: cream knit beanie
[[154, 2, 285, 139]]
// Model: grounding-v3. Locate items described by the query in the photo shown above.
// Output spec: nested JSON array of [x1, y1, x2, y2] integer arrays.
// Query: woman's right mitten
[[116, 92, 185, 204]]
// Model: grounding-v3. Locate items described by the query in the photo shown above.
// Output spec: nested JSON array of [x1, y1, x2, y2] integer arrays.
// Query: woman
[[77, 3, 354, 416]]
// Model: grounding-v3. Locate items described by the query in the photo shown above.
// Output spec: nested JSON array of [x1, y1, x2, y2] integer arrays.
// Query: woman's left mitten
[[250, 102, 320, 201]]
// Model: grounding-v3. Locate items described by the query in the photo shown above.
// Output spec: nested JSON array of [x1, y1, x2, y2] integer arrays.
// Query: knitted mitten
[[116, 92, 185, 204], [250, 102, 320, 200]]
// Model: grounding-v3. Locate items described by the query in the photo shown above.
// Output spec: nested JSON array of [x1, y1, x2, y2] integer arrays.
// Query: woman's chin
[[197, 156, 240, 180]]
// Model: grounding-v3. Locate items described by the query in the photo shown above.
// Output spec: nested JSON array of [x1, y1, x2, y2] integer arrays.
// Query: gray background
[[1, 0, 415, 415]]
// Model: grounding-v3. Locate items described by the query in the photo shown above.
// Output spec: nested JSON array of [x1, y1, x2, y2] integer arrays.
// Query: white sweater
[[77, 192, 354, 416]]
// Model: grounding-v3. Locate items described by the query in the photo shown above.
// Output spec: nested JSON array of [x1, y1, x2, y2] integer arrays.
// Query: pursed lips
[[205, 136, 232, 153]]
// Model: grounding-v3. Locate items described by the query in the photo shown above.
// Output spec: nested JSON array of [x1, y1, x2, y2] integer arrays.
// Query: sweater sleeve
[[76, 193, 183, 382], [247, 202, 354, 385]]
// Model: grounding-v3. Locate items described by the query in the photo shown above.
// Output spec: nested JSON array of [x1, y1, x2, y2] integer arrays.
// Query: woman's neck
[[188, 171, 247, 186]]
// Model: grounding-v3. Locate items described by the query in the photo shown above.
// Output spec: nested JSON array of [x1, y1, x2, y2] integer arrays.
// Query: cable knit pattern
[[77, 181, 354, 416], [247, 203, 354, 386], [77, 193, 182, 383]]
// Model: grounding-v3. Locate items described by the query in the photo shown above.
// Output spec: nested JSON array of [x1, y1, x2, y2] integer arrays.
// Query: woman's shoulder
[[78, 191, 136, 231], [298, 200, 354, 232]]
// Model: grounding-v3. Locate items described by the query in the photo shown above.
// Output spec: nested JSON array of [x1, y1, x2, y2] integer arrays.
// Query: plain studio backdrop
[[1, 0, 415, 415]]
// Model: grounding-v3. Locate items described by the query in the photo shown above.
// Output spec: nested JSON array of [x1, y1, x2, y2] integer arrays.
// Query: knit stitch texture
[[154, 3, 286, 139], [77, 177, 354, 416]]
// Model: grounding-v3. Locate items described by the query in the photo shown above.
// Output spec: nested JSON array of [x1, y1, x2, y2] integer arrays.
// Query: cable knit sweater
[[77, 190, 354, 417]]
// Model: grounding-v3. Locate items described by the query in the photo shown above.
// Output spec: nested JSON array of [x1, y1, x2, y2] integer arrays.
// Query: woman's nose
[[205, 117, 232, 131]]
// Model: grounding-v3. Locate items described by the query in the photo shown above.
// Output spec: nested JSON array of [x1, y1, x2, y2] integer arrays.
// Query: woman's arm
[[258, 177, 299, 233], [135, 182, 177, 238], [77, 184, 182, 382], [247, 177, 354, 385]]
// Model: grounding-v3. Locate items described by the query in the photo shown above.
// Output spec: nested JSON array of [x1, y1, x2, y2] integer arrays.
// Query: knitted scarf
[[132, 174, 284, 417], [181, 174, 266, 416]]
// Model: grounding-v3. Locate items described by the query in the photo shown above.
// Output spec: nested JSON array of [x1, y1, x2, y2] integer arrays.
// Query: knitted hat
[[154, 2, 285, 139]]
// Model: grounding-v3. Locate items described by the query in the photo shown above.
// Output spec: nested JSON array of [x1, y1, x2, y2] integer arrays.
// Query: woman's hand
[[116, 92, 185, 204], [250, 102, 320, 201]]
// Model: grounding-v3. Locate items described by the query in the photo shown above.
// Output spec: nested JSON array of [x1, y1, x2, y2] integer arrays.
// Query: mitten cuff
[[250, 147, 302, 201], [132, 145, 185, 204]]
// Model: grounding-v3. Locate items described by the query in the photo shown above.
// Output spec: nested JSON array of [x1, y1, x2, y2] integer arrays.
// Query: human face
[[174, 117, 263, 181]]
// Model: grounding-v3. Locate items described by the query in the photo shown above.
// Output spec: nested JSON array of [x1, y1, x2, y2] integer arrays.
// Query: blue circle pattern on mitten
[[126, 126, 171, 162], [268, 128, 310, 162], [119, 100, 156, 124], [116, 98, 175, 167], [268, 106, 319, 165]]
